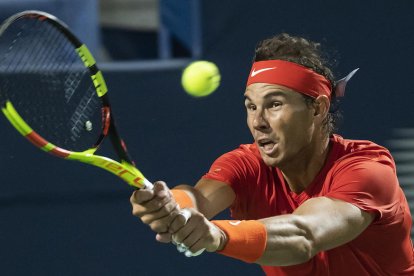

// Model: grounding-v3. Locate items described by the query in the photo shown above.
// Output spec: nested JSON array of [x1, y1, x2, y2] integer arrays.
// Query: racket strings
[[0, 17, 102, 152], [69, 86, 99, 142]]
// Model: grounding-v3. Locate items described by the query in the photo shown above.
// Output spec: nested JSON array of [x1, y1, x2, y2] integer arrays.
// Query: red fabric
[[203, 134, 414, 275], [246, 60, 332, 99]]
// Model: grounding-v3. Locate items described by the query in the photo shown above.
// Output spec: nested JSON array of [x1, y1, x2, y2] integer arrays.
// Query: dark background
[[0, 0, 413, 275]]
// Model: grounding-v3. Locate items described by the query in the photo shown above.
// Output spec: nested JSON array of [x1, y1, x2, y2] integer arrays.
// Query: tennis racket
[[0, 10, 153, 190], [0, 10, 203, 257]]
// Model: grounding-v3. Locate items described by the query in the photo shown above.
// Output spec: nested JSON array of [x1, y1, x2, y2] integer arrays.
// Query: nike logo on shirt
[[250, 67, 277, 77]]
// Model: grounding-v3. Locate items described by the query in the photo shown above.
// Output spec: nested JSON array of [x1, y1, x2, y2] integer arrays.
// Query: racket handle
[[143, 179, 153, 190], [144, 181, 205, 257], [185, 248, 205, 257]]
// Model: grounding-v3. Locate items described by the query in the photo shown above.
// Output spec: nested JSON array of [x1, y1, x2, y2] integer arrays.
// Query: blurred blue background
[[0, 0, 413, 275]]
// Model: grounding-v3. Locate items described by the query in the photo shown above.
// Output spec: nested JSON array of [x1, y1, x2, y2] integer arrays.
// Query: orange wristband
[[211, 220, 267, 263], [171, 189, 194, 209]]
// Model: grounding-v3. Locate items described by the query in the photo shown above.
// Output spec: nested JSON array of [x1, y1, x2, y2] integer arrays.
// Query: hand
[[169, 208, 226, 256], [130, 181, 180, 235]]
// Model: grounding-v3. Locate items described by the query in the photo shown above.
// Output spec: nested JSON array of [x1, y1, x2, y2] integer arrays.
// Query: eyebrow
[[244, 91, 288, 102]]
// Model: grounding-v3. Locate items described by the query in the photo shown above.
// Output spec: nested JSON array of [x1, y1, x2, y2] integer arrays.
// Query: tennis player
[[131, 33, 414, 275]]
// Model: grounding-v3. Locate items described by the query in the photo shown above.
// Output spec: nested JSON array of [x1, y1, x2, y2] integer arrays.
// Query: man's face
[[244, 83, 317, 167]]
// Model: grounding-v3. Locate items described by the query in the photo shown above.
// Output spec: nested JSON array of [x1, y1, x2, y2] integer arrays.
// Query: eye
[[270, 101, 282, 109], [248, 104, 257, 111], [245, 102, 256, 111]]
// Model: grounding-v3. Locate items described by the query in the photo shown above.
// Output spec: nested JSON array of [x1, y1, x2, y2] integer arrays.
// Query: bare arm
[[130, 178, 234, 238], [174, 178, 236, 219], [133, 182, 374, 264], [256, 197, 374, 266]]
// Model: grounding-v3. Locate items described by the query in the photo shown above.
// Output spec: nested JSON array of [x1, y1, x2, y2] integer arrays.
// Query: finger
[[132, 192, 175, 218], [133, 182, 176, 220], [130, 189, 155, 205], [186, 239, 207, 257], [179, 209, 191, 223], [180, 228, 202, 249], [153, 181, 171, 198], [147, 208, 181, 233], [168, 209, 191, 234], [156, 232, 172, 243], [140, 200, 179, 225], [171, 212, 201, 245]]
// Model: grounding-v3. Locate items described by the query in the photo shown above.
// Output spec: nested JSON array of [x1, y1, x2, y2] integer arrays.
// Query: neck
[[280, 136, 331, 193]]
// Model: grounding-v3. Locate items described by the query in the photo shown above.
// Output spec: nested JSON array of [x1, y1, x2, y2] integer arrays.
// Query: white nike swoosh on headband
[[250, 67, 277, 77], [229, 221, 242, 226]]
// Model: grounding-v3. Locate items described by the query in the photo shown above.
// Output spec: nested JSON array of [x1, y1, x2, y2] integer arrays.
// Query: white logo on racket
[[229, 221, 242, 226], [250, 67, 277, 77]]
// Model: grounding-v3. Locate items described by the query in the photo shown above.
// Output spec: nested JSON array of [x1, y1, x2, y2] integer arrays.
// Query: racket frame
[[0, 10, 152, 189]]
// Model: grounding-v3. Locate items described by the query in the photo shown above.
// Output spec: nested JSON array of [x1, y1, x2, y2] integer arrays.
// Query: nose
[[252, 109, 270, 130]]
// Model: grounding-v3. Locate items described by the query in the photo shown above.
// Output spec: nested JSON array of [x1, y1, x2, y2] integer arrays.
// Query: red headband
[[246, 60, 332, 99]]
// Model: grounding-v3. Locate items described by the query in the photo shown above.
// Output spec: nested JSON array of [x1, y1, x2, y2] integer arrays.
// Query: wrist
[[171, 189, 194, 209], [216, 227, 228, 251], [211, 220, 267, 263]]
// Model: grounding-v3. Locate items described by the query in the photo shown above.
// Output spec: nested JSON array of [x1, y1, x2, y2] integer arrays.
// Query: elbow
[[292, 235, 316, 264], [258, 235, 316, 266], [292, 216, 319, 263], [258, 216, 319, 266]]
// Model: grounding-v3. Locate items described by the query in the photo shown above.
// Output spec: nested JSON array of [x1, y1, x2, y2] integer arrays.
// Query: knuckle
[[173, 234, 183, 244], [149, 198, 166, 211], [130, 191, 142, 204], [141, 215, 153, 224], [169, 221, 179, 233], [131, 207, 142, 217], [153, 181, 166, 192], [154, 180, 166, 186], [131, 209, 139, 217], [164, 202, 177, 213], [155, 200, 165, 209], [154, 205, 171, 219], [205, 233, 215, 244], [173, 217, 185, 228], [129, 194, 135, 204], [150, 222, 166, 233]]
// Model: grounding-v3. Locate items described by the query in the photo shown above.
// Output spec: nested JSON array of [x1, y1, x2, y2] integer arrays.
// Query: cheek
[[277, 112, 313, 140], [288, 119, 315, 146], [269, 113, 289, 133], [246, 113, 261, 133], [246, 116, 253, 132]]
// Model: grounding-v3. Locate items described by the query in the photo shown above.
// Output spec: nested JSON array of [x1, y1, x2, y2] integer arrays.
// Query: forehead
[[244, 83, 303, 101]]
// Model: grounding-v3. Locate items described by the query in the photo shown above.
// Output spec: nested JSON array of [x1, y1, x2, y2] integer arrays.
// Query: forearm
[[211, 215, 315, 266], [257, 215, 316, 266], [213, 197, 373, 266], [173, 179, 235, 219]]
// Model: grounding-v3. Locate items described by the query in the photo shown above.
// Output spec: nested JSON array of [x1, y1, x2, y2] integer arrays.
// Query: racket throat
[[67, 151, 148, 188]]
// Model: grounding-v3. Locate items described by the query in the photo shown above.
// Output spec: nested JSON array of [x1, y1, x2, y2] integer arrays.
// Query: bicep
[[293, 197, 374, 252]]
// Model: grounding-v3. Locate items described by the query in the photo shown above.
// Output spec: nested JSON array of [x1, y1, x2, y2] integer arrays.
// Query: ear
[[313, 95, 330, 119]]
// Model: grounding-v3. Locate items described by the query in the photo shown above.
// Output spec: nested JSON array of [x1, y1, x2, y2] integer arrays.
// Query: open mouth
[[257, 138, 277, 154]]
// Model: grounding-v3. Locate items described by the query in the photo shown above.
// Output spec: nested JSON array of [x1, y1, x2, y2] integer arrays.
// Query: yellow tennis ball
[[181, 61, 221, 97]]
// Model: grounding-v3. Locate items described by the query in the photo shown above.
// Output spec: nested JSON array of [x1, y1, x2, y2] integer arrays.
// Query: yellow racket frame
[[1, 100, 150, 189]]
